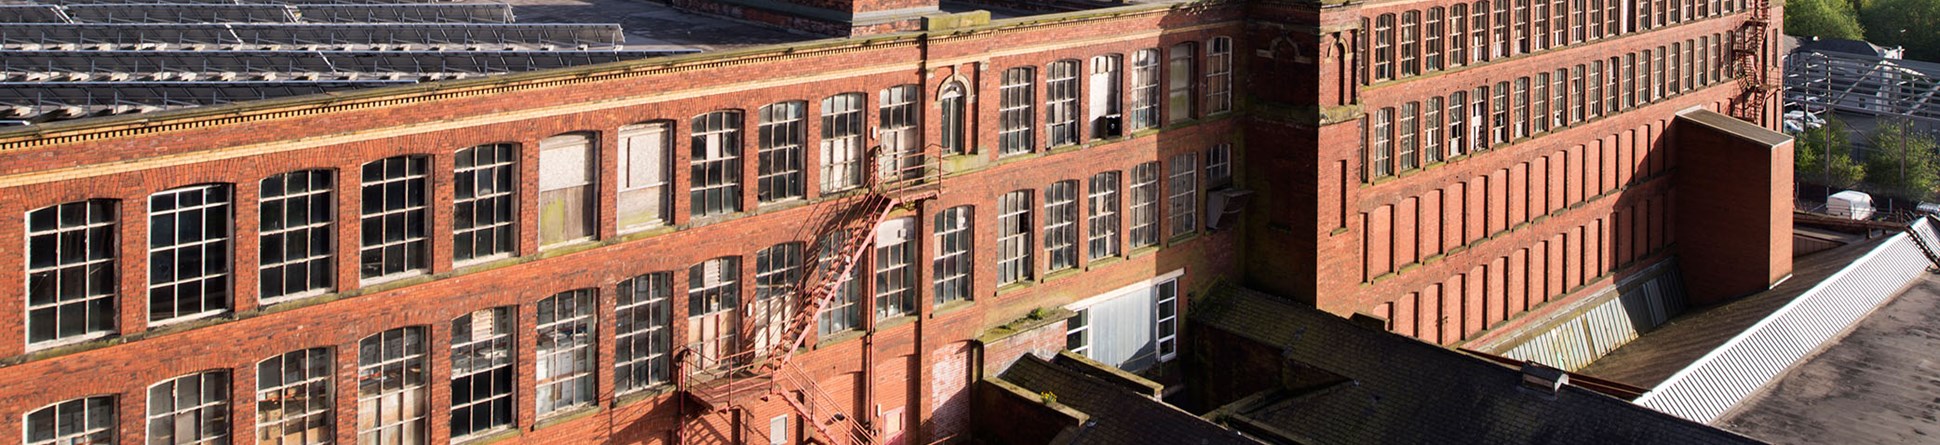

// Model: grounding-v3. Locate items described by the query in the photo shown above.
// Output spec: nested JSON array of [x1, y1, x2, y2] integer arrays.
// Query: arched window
[[539, 133, 596, 246], [453, 144, 515, 262], [691, 110, 743, 217], [536, 289, 596, 415], [357, 326, 428, 445], [149, 183, 233, 323], [819, 94, 864, 192], [25, 397, 114, 445], [360, 156, 429, 280], [938, 82, 967, 155], [756, 101, 807, 201], [1045, 60, 1081, 146], [24, 199, 118, 347], [1167, 43, 1198, 122]]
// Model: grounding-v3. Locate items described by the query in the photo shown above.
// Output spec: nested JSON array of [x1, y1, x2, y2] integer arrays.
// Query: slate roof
[[1793, 37, 1893, 58], [996, 353, 1262, 445], [1193, 285, 1765, 445]]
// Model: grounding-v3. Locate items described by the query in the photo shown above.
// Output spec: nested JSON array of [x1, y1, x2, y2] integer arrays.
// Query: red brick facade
[[0, 0, 1780, 443]]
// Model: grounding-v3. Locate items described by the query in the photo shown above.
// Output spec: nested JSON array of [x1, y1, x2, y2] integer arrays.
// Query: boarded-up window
[[539, 133, 595, 246], [618, 122, 670, 231]]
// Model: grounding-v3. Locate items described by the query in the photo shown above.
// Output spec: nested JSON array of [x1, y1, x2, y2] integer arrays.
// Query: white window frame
[[24, 397, 115, 445], [1045, 60, 1081, 147], [359, 156, 430, 282], [536, 289, 596, 416], [356, 327, 427, 445], [1043, 181, 1079, 272], [147, 183, 233, 325], [618, 122, 673, 233], [24, 200, 118, 348], [690, 111, 744, 217], [998, 68, 1036, 155], [932, 206, 973, 304], [821, 94, 865, 192], [997, 191, 1034, 285], [1087, 172, 1122, 260], [256, 348, 333, 445], [1208, 37, 1233, 113], [450, 307, 515, 438], [1167, 154, 1198, 237], [1128, 162, 1162, 248], [615, 272, 674, 394], [1062, 269, 1185, 364], [147, 370, 231, 445]]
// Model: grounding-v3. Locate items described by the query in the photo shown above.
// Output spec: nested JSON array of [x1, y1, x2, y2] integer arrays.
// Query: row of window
[[993, 148, 1229, 286], [1365, 34, 1730, 179], [1367, 0, 1745, 82], [989, 38, 1234, 155]]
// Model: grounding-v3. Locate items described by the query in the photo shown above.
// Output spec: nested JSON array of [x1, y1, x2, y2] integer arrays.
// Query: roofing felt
[[996, 353, 1263, 445], [1192, 285, 1763, 445]]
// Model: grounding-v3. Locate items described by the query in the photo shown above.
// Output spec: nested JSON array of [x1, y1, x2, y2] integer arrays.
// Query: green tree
[[1860, 0, 1940, 61], [1863, 120, 1940, 199], [1788, 0, 1867, 40], [1797, 118, 1866, 188]]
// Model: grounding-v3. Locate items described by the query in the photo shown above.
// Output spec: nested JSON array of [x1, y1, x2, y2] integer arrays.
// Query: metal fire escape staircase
[[1729, 0, 1775, 123], [672, 147, 940, 445]]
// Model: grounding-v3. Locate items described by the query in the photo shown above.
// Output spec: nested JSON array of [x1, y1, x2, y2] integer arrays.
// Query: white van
[[1827, 190, 1875, 220]]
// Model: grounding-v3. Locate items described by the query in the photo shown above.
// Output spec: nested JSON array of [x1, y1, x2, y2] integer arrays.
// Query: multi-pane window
[[1087, 172, 1121, 260], [536, 290, 595, 416], [539, 134, 595, 246], [1065, 310, 1089, 356], [1208, 37, 1233, 113], [25, 397, 115, 445], [618, 122, 673, 231], [874, 218, 916, 320], [1425, 9, 1445, 71], [1590, 0, 1605, 37], [1373, 15, 1395, 80], [1472, 1, 1491, 62], [691, 111, 744, 217], [1451, 4, 1470, 66], [1155, 278, 1179, 360], [1043, 181, 1079, 271], [1167, 154, 1198, 237], [687, 257, 739, 369], [1647, 48, 1662, 102], [751, 243, 801, 355], [1128, 162, 1161, 248], [1532, 73, 1550, 133], [1207, 144, 1233, 184], [1473, 86, 1491, 150], [25, 200, 117, 347], [258, 170, 335, 303], [822, 95, 865, 191], [359, 156, 428, 280], [1589, 60, 1604, 118], [999, 68, 1036, 155], [1425, 98, 1444, 163], [615, 272, 673, 394], [1089, 55, 1123, 139], [450, 308, 514, 438], [1532, 0, 1548, 50], [1449, 92, 1469, 157], [1512, 77, 1530, 139], [1623, 53, 1637, 108], [757, 101, 808, 201], [1514, 0, 1530, 53], [1493, 0, 1511, 58], [1046, 60, 1080, 147], [879, 86, 920, 180], [1167, 43, 1197, 122], [1572, 0, 1586, 42], [940, 82, 968, 155], [1130, 50, 1162, 130], [1398, 102, 1419, 171], [148, 184, 232, 323], [147, 371, 230, 445], [1551, 0, 1567, 47], [453, 144, 515, 263], [933, 207, 973, 304], [997, 191, 1033, 285], [1566, 67, 1581, 124], [1668, 43, 1681, 94], [256, 348, 332, 445], [1697, 37, 1709, 86], [815, 234, 862, 337], [357, 327, 426, 445], [1370, 108, 1394, 178], [1399, 12, 1419, 77]]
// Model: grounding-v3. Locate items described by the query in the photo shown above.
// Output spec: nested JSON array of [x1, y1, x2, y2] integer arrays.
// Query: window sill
[[1040, 267, 1080, 284], [452, 253, 515, 271], [1166, 232, 1201, 247], [453, 427, 520, 445], [256, 288, 332, 307], [874, 315, 917, 332], [147, 310, 230, 329], [533, 405, 600, 431], [1126, 245, 1161, 259], [1084, 255, 1123, 271], [815, 330, 866, 350], [539, 237, 598, 252], [932, 299, 974, 318], [994, 281, 1035, 297], [24, 332, 113, 354], [358, 270, 428, 288], [614, 385, 678, 408]]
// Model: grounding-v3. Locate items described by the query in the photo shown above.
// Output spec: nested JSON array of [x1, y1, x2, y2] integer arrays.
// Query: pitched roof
[[1193, 285, 1765, 445], [996, 353, 1262, 445]]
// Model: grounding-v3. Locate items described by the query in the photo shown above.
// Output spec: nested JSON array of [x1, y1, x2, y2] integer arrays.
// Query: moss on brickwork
[[978, 307, 1076, 344]]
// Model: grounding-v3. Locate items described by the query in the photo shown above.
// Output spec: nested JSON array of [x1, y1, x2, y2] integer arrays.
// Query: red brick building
[[0, 0, 1787, 442]]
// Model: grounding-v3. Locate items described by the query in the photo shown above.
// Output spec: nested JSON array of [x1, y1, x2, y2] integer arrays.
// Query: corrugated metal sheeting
[[1501, 261, 1688, 371], [1635, 217, 1938, 423]]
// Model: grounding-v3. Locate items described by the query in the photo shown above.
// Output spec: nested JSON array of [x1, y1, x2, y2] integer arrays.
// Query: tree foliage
[[1788, 0, 1867, 40], [1797, 118, 1867, 188], [1863, 120, 1940, 199], [1859, 0, 1940, 61]]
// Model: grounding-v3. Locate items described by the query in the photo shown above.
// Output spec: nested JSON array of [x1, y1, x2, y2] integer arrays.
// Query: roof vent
[[1520, 362, 1568, 395]]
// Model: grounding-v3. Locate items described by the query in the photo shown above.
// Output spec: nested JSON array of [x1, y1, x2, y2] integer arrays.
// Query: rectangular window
[[1668, 42, 1681, 94], [1474, 85, 1492, 150], [1426, 9, 1445, 71], [539, 134, 595, 246], [1168, 43, 1197, 122], [615, 272, 673, 394], [1129, 162, 1161, 248], [1604, 0, 1619, 36], [1065, 310, 1090, 356], [24, 200, 117, 347], [618, 122, 672, 232], [933, 207, 973, 304], [999, 68, 1036, 155], [1063, 274, 1181, 370], [1697, 36, 1709, 86], [1589, 0, 1604, 37], [1589, 60, 1604, 117], [453, 145, 515, 263], [1571, 65, 1586, 123], [1515, 0, 1531, 53], [536, 290, 595, 416], [757, 101, 808, 200], [450, 308, 514, 437], [1044, 181, 1079, 271], [1683, 40, 1696, 93], [1473, 2, 1492, 61], [879, 86, 921, 181], [688, 257, 739, 369], [1554, 68, 1569, 127], [149, 184, 232, 324], [1129, 50, 1162, 130], [1208, 37, 1233, 113], [1531, 0, 1547, 50], [1399, 12, 1420, 77], [1532, 73, 1548, 133], [1046, 60, 1080, 147], [998, 191, 1033, 285], [1572, 0, 1585, 42], [1448, 92, 1468, 157], [1155, 278, 1179, 360], [1089, 55, 1123, 139], [1371, 107, 1393, 178], [815, 234, 862, 337], [1208, 144, 1234, 184], [1493, 0, 1511, 58], [1167, 154, 1198, 237], [1513, 77, 1530, 139], [1623, 53, 1637, 108], [874, 218, 916, 320], [821, 95, 866, 193], [360, 157, 428, 281], [691, 111, 743, 217], [1652, 47, 1665, 101], [1425, 97, 1444, 163], [1451, 4, 1469, 66], [26, 397, 114, 445], [1399, 102, 1420, 170], [1552, 0, 1567, 47], [357, 327, 426, 445], [1492, 82, 1510, 144], [258, 170, 335, 303], [256, 348, 332, 445], [1087, 172, 1121, 259], [147, 371, 230, 445], [751, 243, 800, 357], [939, 84, 966, 155], [1373, 16, 1395, 80]]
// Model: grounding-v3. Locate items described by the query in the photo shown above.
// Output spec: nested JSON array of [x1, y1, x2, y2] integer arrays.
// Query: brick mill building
[[0, 0, 1792, 441]]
